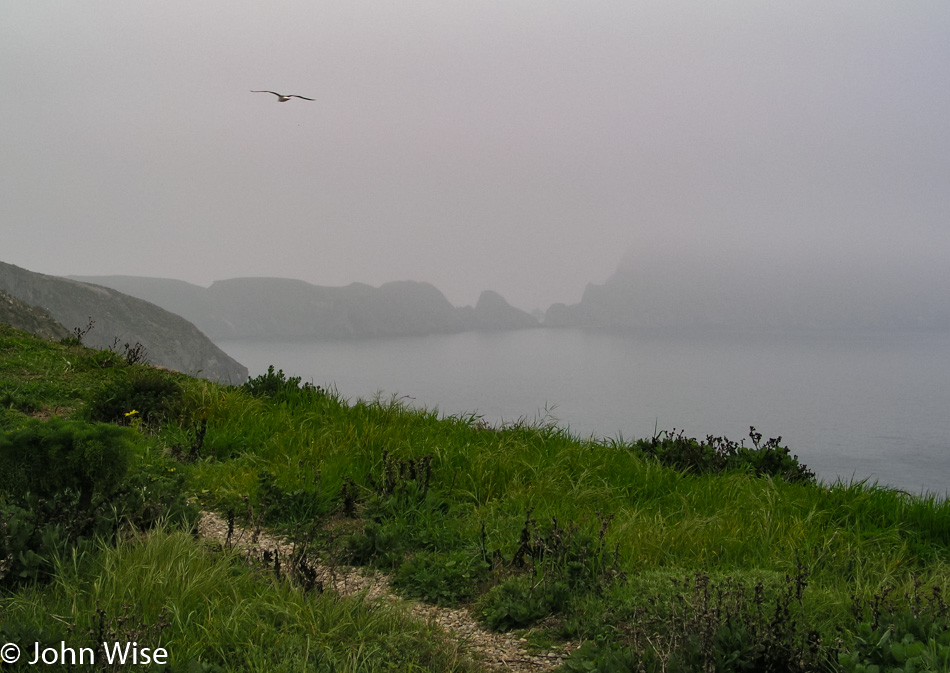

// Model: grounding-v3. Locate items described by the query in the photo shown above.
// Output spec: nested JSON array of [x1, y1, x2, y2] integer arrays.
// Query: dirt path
[[197, 511, 575, 672]]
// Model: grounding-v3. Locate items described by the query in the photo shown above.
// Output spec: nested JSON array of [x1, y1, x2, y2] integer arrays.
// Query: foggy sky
[[2, 2, 949, 312]]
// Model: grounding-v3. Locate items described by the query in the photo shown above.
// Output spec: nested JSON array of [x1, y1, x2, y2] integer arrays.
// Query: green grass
[[2, 322, 950, 671], [2, 530, 476, 672]]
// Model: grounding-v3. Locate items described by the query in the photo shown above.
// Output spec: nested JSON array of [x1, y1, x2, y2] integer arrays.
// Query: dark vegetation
[[1, 322, 949, 671], [641, 427, 816, 484]]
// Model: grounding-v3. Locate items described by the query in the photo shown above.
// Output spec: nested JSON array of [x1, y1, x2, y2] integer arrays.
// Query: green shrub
[[120, 458, 197, 532], [345, 521, 404, 567], [241, 365, 323, 404], [0, 418, 196, 588], [255, 468, 328, 526], [474, 512, 624, 631], [560, 569, 830, 673], [838, 580, 950, 673], [479, 575, 554, 631], [0, 417, 134, 510], [0, 384, 39, 414], [637, 426, 816, 484], [340, 448, 459, 564], [0, 419, 134, 586], [392, 550, 489, 605], [86, 370, 183, 426], [0, 620, 68, 664], [560, 641, 648, 673], [839, 626, 950, 673]]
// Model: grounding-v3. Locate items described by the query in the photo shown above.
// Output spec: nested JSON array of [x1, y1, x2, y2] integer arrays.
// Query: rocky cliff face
[[1, 262, 248, 383]]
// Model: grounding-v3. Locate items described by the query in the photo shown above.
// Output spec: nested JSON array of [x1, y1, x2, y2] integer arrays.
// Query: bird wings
[[251, 90, 314, 101]]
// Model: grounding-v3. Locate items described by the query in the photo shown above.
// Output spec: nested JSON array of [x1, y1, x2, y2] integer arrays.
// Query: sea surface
[[218, 328, 950, 497]]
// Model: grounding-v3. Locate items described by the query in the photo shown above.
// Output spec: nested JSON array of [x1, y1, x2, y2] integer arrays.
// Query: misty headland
[[67, 274, 540, 341], [70, 242, 950, 341]]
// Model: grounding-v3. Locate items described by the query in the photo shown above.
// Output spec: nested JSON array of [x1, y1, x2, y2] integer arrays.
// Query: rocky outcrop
[[472, 290, 539, 330], [1, 262, 248, 383]]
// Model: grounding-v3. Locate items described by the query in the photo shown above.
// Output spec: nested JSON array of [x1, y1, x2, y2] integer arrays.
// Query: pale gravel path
[[197, 511, 575, 673]]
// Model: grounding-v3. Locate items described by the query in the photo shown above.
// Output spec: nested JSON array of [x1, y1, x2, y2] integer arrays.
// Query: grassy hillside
[[1, 323, 948, 672]]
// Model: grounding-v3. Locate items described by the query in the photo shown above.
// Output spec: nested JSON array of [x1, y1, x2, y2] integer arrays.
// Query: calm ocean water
[[218, 328, 950, 497]]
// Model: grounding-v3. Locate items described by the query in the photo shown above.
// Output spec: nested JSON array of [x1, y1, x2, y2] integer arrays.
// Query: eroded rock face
[[0, 261, 248, 384]]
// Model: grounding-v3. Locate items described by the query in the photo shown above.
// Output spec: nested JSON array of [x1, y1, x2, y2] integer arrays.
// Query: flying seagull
[[251, 90, 315, 102]]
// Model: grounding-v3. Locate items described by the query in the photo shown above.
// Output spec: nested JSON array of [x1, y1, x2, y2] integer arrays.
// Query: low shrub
[[392, 550, 489, 605], [0, 417, 134, 511], [0, 384, 40, 414], [86, 370, 184, 426], [637, 426, 816, 484], [479, 575, 555, 631], [241, 365, 323, 404], [838, 578, 950, 672], [0, 418, 195, 588], [839, 626, 950, 673], [345, 521, 404, 567], [340, 448, 459, 567], [478, 511, 621, 630], [255, 468, 328, 526], [120, 458, 197, 532], [561, 568, 830, 673]]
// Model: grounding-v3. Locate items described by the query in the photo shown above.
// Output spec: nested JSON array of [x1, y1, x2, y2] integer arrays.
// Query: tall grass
[[179, 376, 949, 581], [164, 378, 949, 652], [1, 529, 476, 672]]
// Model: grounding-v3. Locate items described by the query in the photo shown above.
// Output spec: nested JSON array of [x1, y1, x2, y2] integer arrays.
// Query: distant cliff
[[544, 251, 950, 333], [68, 276, 539, 340], [472, 290, 540, 330], [1, 262, 248, 383]]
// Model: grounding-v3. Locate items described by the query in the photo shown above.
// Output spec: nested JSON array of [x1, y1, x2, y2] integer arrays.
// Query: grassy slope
[[0, 326, 477, 672], [1, 323, 949, 671]]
